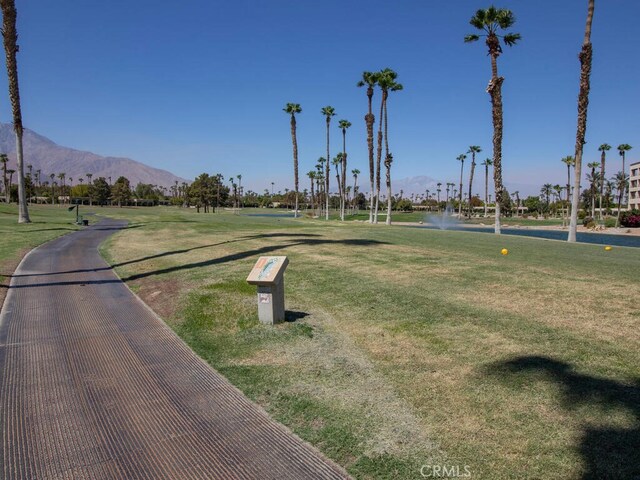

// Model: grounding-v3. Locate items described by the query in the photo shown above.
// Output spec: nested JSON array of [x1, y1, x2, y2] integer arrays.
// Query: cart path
[[0, 218, 349, 479]]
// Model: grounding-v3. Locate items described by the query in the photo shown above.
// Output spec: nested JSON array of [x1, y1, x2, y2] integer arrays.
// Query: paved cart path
[[0, 219, 348, 480]]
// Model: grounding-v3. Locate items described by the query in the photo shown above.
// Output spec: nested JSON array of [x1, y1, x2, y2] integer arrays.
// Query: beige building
[[630, 161, 640, 211]]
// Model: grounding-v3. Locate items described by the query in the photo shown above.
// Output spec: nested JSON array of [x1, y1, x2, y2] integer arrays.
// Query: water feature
[[410, 223, 640, 248], [425, 203, 461, 230]]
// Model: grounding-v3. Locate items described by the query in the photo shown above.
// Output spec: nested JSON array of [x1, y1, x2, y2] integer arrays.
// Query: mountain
[[0, 123, 188, 187]]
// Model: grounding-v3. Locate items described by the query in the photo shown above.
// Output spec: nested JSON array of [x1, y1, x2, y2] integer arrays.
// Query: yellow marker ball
[[501, 248, 509, 255], [604, 246, 612, 251]]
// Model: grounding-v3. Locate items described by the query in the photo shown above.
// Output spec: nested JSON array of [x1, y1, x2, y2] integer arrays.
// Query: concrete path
[[0, 219, 348, 479]]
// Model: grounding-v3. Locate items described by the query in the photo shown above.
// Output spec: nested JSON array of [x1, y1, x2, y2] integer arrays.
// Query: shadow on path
[[486, 355, 640, 479]]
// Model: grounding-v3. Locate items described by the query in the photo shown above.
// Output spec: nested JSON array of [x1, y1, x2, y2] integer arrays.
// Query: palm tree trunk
[[385, 162, 392, 225], [366, 89, 375, 222], [1, 0, 29, 222], [484, 164, 489, 217], [488, 49, 504, 235], [458, 161, 464, 219], [467, 156, 476, 219], [325, 118, 330, 220], [290, 115, 299, 218], [374, 90, 386, 224], [599, 153, 605, 221], [616, 152, 625, 227], [341, 130, 347, 221], [569, 0, 594, 242]]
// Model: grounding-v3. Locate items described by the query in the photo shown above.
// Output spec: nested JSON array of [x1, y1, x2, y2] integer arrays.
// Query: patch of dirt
[[134, 277, 184, 322]]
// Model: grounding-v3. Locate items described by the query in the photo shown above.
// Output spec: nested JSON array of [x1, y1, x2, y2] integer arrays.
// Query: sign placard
[[246, 256, 289, 285]]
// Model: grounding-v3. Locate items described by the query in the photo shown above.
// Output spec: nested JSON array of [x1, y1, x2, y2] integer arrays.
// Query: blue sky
[[1, 0, 639, 196]]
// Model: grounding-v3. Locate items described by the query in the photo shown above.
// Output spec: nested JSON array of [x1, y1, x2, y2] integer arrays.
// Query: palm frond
[[503, 33, 521, 47], [497, 9, 516, 29], [464, 34, 480, 43]]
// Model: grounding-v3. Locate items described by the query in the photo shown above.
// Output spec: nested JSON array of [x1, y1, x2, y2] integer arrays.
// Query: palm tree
[[307, 170, 316, 211], [561, 156, 575, 226], [236, 174, 243, 208], [587, 161, 600, 218], [568, 0, 595, 242], [283, 103, 302, 217], [1, 0, 29, 221], [338, 119, 351, 220], [58, 172, 66, 204], [86, 173, 93, 206], [332, 154, 342, 212], [466, 146, 482, 218], [616, 144, 632, 226], [481, 158, 493, 217], [541, 183, 553, 210], [598, 143, 611, 219], [513, 190, 520, 217], [49, 173, 55, 204], [614, 171, 629, 223], [374, 68, 403, 223], [352, 168, 360, 212], [376, 68, 403, 225], [357, 71, 378, 222], [321, 106, 335, 220], [456, 154, 466, 218], [465, 6, 520, 234]]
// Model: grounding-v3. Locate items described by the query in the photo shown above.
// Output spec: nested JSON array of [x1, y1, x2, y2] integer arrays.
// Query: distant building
[[630, 161, 640, 211]]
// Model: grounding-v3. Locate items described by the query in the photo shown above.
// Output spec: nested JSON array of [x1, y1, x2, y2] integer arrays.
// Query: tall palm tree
[[307, 170, 316, 211], [465, 6, 520, 234], [338, 119, 351, 220], [587, 161, 600, 218], [332, 155, 342, 212], [49, 173, 55, 204], [86, 173, 93, 206], [357, 71, 378, 222], [568, 0, 595, 242], [616, 143, 632, 226], [283, 103, 302, 217], [456, 154, 466, 218], [352, 168, 360, 212], [541, 183, 553, 209], [1, 0, 29, 221], [58, 172, 66, 203], [466, 146, 482, 218], [377, 68, 403, 225], [598, 143, 611, 219], [373, 68, 402, 223], [481, 158, 493, 217], [614, 171, 629, 223], [561, 156, 575, 226], [321, 106, 335, 220]]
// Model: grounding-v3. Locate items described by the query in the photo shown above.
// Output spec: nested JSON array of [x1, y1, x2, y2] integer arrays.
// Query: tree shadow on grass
[[486, 355, 640, 479], [121, 237, 388, 282]]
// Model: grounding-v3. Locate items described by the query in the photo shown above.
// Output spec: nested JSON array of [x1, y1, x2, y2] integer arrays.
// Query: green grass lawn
[[0, 203, 83, 304], [99, 207, 640, 479], [8, 204, 636, 479]]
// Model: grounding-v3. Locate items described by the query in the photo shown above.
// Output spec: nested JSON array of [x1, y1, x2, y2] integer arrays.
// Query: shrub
[[582, 217, 596, 228], [620, 210, 640, 228], [605, 217, 617, 228]]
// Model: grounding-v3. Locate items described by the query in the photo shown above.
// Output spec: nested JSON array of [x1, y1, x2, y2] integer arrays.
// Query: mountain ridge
[[0, 123, 188, 188]]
